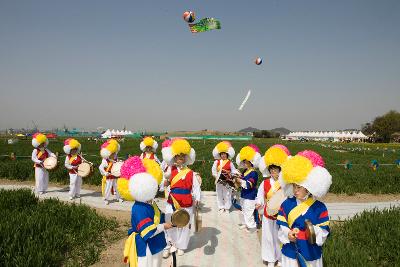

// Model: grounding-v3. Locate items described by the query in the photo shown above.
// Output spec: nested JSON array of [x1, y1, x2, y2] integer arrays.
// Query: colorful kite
[[189, 18, 221, 33]]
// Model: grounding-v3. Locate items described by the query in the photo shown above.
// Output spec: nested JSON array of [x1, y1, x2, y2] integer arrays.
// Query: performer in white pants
[[161, 138, 201, 258], [211, 141, 238, 213], [235, 145, 261, 233], [139, 136, 161, 164], [99, 139, 123, 205], [277, 150, 332, 267], [31, 133, 56, 195], [63, 138, 83, 200], [122, 156, 173, 267], [256, 144, 291, 267]]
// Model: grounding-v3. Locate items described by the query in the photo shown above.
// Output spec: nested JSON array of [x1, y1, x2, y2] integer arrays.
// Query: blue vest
[[277, 197, 330, 261], [128, 201, 167, 257], [240, 169, 258, 200]]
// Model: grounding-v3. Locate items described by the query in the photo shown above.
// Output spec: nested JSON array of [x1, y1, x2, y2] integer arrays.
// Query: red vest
[[263, 178, 278, 220], [67, 154, 82, 174], [217, 159, 232, 172], [141, 152, 155, 160], [167, 166, 194, 208], [34, 149, 49, 168]]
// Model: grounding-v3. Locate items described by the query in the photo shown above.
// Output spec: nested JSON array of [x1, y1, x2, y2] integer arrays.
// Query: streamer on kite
[[238, 90, 251, 111], [189, 18, 221, 33], [371, 160, 379, 171]]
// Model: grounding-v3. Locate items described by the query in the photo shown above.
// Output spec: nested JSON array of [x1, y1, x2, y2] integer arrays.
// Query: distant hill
[[238, 127, 290, 135], [238, 127, 260, 133], [270, 127, 291, 135]]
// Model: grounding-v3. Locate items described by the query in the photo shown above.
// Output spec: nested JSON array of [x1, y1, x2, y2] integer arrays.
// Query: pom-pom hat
[[63, 138, 81, 154], [140, 136, 158, 152], [212, 141, 235, 159], [32, 133, 48, 148], [162, 138, 195, 166], [100, 139, 120, 159], [258, 144, 291, 175], [236, 144, 261, 168]]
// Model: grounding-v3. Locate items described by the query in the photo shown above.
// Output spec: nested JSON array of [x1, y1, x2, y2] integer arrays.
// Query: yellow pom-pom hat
[[32, 133, 48, 148], [258, 144, 291, 175], [212, 141, 235, 159], [139, 136, 158, 152], [235, 144, 261, 168], [162, 138, 195, 166], [100, 139, 120, 159], [63, 138, 81, 154], [279, 150, 332, 199], [117, 156, 163, 202]]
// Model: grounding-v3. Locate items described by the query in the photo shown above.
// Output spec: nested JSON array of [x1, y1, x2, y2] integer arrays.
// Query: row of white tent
[[284, 131, 368, 141], [101, 129, 133, 138]]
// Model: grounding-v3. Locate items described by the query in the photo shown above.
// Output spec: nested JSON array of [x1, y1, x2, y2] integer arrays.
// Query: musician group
[[31, 133, 332, 267]]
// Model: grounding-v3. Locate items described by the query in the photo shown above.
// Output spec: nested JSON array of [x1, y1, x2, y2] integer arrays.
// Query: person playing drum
[[161, 139, 201, 257], [99, 139, 123, 205], [140, 136, 161, 164], [277, 150, 332, 267], [31, 133, 56, 195], [63, 138, 83, 200], [255, 145, 291, 267], [122, 156, 173, 267], [211, 141, 238, 213], [235, 145, 261, 233]]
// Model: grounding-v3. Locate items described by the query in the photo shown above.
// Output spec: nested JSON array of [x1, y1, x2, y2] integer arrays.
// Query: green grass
[[1, 137, 399, 194], [324, 207, 400, 266], [0, 189, 121, 267]]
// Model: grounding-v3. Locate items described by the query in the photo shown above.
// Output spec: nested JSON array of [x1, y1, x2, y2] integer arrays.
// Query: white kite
[[238, 90, 251, 111]]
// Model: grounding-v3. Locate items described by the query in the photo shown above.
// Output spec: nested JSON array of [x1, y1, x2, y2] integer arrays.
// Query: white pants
[[281, 255, 323, 267], [164, 203, 193, 250], [104, 179, 121, 200], [137, 245, 162, 267], [69, 173, 82, 197], [239, 198, 256, 229], [216, 183, 232, 210], [261, 216, 282, 263], [35, 167, 49, 193]]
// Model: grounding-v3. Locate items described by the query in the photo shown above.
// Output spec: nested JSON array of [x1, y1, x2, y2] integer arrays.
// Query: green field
[[324, 207, 400, 266], [1, 138, 399, 194], [0, 188, 121, 267]]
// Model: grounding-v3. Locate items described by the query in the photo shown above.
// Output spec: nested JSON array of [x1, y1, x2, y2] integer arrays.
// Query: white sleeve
[[211, 161, 218, 178], [164, 166, 172, 180], [314, 226, 330, 246], [230, 162, 238, 174], [192, 172, 201, 202], [241, 179, 247, 189], [256, 181, 265, 206], [64, 157, 73, 170], [31, 150, 42, 164], [46, 149, 56, 158], [278, 225, 291, 244], [99, 159, 108, 176], [150, 224, 165, 237]]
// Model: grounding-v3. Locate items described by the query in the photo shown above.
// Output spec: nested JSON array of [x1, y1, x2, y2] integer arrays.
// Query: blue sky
[[1, 0, 399, 132]]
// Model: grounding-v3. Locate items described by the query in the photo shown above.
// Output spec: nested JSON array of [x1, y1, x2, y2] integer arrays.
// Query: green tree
[[371, 110, 400, 142]]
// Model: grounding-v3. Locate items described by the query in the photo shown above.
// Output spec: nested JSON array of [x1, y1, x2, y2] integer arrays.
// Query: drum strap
[[123, 203, 160, 267], [287, 198, 316, 228]]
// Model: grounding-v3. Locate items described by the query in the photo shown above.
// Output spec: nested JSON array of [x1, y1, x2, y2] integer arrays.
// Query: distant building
[[283, 131, 368, 142]]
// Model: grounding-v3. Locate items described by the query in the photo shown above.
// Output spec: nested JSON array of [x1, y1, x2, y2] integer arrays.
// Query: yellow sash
[[217, 159, 229, 172], [266, 180, 281, 201], [170, 167, 191, 188], [101, 161, 114, 196], [33, 150, 45, 167], [244, 168, 255, 177], [123, 202, 161, 267], [287, 197, 316, 228], [169, 167, 191, 210], [69, 155, 77, 164]]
